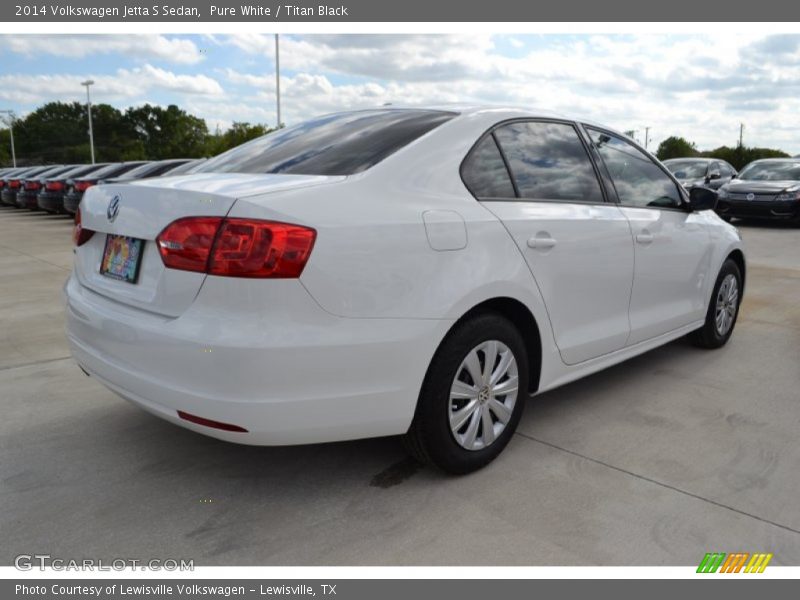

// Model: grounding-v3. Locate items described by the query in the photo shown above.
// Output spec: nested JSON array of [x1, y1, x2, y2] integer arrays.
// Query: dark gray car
[[663, 158, 737, 190]]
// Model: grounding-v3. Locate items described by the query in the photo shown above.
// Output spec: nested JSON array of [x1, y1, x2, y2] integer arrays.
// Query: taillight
[[156, 217, 222, 273], [46, 181, 64, 191], [24, 181, 41, 191], [74, 181, 95, 192], [73, 208, 94, 247], [156, 217, 316, 278], [9, 180, 20, 189]]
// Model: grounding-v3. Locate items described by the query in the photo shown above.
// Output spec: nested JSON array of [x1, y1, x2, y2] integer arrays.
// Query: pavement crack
[[0, 356, 72, 373], [514, 430, 800, 536]]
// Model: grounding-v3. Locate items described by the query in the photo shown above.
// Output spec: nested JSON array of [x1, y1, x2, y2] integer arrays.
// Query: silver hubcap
[[449, 340, 519, 451], [715, 274, 739, 336]]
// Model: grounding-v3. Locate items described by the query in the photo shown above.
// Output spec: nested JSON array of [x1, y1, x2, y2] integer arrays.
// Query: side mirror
[[707, 170, 721, 181], [688, 186, 718, 211]]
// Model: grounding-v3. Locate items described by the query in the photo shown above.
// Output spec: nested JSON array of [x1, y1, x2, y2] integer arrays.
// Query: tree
[[205, 121, 274, 156], [656, 136, 698, 161], [123, 104, 209, 159], [14, 102, 88, 163], [699, 146, 790, 170]]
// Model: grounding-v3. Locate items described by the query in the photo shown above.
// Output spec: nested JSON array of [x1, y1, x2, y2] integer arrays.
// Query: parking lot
[[1, 206, 798, 566]]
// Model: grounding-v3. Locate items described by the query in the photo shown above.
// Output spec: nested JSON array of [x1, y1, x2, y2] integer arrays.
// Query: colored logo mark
[[697, 552, 773, 573]]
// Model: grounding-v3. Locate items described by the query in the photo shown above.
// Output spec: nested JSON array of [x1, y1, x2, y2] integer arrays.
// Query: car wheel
[[690, 259, 742, 349], [403, 312, 529, 474]]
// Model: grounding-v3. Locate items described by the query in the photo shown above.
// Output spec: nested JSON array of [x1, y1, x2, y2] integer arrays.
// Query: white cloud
[[2, 34, 800, 154], [2, 34, 204, 65], [0, 65, 223, 107]]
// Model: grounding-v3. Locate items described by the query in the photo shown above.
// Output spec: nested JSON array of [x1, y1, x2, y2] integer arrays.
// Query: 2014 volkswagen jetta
[[65, 107, 745, 473]]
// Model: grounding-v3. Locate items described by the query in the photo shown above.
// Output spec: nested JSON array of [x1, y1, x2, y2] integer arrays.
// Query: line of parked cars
[[0, 158, 206, 214], [664, 156, 800, 223]]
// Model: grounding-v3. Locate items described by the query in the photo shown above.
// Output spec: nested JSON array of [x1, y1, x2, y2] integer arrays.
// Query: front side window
[[198, 109, 456, 177], [588, 129, 682, 209], [492, 121, 604, 203], [461, 134, 515, 199]]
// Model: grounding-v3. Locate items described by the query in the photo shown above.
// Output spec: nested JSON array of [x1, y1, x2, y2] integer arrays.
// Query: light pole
[[0, 110, 16, 167], [644, 126, 651, 150], [81, 80, 96, 164], [274, 34, 281, 128]]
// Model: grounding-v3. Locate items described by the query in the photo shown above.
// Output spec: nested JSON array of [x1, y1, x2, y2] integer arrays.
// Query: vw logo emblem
[[746, 193, 755, 201], [107, 195, 121, 222]]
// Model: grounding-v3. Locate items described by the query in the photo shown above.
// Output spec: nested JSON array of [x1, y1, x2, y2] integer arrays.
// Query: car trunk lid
[[74, 172, 342, 317]]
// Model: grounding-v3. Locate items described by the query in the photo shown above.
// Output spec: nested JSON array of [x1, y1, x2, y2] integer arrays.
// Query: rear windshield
[[82, 162, 146, 180], [198, 109, 457, 176]]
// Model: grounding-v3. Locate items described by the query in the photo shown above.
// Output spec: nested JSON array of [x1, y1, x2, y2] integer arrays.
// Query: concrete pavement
[[1, 208, 798, 565]]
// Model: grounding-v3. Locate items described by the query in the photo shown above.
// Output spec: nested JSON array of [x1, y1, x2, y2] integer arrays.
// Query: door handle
[[635, 232, 654, 245], [527, 235, 557, 250]]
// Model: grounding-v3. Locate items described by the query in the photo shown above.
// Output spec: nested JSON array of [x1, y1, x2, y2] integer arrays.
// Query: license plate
[[100, 234, 144, 284]]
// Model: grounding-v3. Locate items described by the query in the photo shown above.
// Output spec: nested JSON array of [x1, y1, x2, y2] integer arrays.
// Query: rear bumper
[[717, 199, 800, 220], [65, 273, 451, 446], [1, 189, 18, 206], [63, 192, 83, 214], [37, 191, 65, 212], [17, 191, 39, 209]]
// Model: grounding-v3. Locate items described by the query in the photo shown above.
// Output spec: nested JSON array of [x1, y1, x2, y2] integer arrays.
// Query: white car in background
[[65, 106, 745, 473]]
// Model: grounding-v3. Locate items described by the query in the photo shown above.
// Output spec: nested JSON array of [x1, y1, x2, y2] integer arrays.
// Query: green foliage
[[0, 101, 275, 167], [0, 129, 10, 165], [651, 133, 791, 170], [205, 122, 275, 156], [655, 136, 698, 161], [698, 146, 791, 171]]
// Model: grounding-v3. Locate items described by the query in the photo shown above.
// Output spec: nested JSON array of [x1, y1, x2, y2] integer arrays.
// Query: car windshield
[[198, 109, 457, 176], [664, 161, 708, 179], [738, 161, 800, 181]]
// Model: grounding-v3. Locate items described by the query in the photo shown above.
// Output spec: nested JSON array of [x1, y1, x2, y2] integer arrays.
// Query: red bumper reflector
[[177, 410, 248, 433]]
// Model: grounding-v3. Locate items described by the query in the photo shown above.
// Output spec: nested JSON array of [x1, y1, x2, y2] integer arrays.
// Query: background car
[[99, 158, 193, 184], [0, 166, 34, 197], [66, 106, 745, 474], [716, 158, 800, 223], [63, 161, 147, 214], [1, 166, 52, 206], [161, 157, 207, 175], [37, 163, 110, 214], [663, 157, 737, 190], [16, 165, 78, 209]]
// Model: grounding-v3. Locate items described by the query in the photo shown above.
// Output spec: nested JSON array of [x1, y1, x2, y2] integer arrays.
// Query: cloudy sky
[[1, 33, 799, 154]]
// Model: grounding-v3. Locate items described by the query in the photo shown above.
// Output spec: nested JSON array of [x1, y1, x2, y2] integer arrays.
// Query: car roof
[[664, 157, 714, 162]]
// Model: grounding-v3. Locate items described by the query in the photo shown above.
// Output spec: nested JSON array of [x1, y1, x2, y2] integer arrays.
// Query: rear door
[[586, 128, 713, 345], [467, 120, 634, 365]]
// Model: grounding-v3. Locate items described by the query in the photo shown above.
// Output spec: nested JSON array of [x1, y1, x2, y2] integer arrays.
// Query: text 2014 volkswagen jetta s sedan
[[65, 107, 745, 473]]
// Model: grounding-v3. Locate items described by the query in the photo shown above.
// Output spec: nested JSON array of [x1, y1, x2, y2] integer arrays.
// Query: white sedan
[[65, 106, 745, 473]]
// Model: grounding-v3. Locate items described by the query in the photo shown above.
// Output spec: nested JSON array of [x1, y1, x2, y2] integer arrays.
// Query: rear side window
[[493, 121, 604, 203], [461, 135, 515, 199], [198, 109, 456, 176]]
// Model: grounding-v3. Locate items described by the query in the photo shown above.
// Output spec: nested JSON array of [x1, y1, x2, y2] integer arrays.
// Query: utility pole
[[274, 34, 281, 128], [738, 123, 744, 148], [0, 110, 16, 167], [644, 126, 651, 150], [81, 80, 96, 164]]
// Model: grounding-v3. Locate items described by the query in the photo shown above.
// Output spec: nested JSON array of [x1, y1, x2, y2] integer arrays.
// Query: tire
[[403, 312, 529, 474], [690, 259, 742, 349]]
